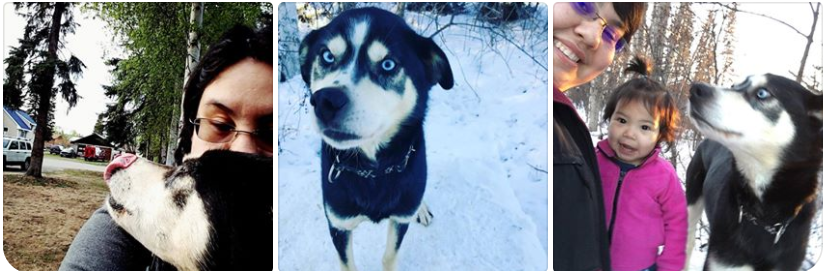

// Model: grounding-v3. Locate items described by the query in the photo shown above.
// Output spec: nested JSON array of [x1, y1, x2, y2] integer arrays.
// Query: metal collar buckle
[[738, 205, 791, 244]]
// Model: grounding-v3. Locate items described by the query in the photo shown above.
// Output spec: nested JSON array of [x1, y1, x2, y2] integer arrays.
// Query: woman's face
[[553, 2, 625, 90], [188, 57, 273, 159]]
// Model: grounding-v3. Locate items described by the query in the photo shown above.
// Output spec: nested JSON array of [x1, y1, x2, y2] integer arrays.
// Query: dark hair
[[174, 24, 273, 165], [602, 55, 680, 144], [612, 3, 647, 48]]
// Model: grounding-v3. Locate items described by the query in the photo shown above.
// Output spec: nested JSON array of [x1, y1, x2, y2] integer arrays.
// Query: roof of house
[[70, 133, 114, 148], [3, 106, 35, 131]]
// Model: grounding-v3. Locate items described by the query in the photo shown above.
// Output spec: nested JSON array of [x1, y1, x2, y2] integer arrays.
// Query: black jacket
[[553, 88, 610, 271]]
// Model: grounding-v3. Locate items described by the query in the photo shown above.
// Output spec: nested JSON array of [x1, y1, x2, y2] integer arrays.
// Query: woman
[[59, 24, 272, 270], [552, 3, 646, 271]]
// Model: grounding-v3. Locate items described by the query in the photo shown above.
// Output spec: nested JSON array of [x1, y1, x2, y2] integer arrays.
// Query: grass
[[3, 169, 109, 271], [3, 174, 77, 188]]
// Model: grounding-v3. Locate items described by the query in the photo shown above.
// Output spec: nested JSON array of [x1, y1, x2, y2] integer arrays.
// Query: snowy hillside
[[278, 5, 549, 271]]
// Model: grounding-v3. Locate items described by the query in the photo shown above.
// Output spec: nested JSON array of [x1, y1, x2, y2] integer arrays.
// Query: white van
[[3, 138, 32, 170]]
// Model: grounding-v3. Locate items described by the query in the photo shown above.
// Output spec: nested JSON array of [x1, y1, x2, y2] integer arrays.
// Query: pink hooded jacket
[[595, 139, 687, 271]]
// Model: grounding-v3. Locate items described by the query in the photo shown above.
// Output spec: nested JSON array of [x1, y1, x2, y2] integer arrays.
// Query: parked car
[[3, 138, 32, 170], [49, 145, 63, 155], [60, 147, 77, 158]]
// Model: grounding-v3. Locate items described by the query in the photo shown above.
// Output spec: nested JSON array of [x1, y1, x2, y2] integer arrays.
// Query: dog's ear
[[299, 29, 321, 86], [416, 36, 454, 90]]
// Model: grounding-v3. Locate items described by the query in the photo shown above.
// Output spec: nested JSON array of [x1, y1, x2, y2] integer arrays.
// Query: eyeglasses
[[190, 118, 273, 151], [571, 2, 626, 52]]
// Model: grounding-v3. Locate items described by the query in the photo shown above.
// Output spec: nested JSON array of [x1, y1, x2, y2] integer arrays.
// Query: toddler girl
[[596, 56, 686, 271]]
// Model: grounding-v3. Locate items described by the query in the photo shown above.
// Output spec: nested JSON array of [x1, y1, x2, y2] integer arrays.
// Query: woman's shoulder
[[59, 207, 152, 271]]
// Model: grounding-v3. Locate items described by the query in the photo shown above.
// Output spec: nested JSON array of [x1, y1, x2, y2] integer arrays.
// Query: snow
[[278, 6, 549, 271]]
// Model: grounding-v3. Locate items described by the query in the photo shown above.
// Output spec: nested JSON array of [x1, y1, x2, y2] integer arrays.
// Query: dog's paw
[[415, 203, 433, 226]]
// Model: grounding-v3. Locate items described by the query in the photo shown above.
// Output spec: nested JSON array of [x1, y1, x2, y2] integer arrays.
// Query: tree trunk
[[649, 2, 671, 83], [796, 3, 819, 83], [27, 3, 66, 177], [586, 81, 602, 133], [339, 2, 356, 12], [166, 2, 203, 166], [394, 2, 406, 17], [278, 2, 300, 82]]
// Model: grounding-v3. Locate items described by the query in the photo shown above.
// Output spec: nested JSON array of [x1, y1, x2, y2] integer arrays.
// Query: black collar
[[735, 191, 805, 245], [327, 144, 416, 183]]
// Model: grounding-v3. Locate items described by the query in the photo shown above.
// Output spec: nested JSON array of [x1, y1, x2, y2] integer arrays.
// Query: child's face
[[607, 99, 659, 166]]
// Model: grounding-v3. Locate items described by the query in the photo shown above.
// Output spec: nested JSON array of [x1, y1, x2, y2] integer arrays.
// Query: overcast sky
[[3, 3, 118, 136], [725, 3, 823, 84]]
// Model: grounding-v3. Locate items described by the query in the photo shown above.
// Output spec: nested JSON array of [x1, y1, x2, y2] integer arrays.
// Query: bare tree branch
[[704, 2, 808, 38], [428, 14, 455, 39], [796, 2, 820, 82], [448, 22, 548, 71], [527, 163, 547, 174]]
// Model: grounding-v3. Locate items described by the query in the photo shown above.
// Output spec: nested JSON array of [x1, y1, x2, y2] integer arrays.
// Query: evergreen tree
[[3, 3, 86, 177]]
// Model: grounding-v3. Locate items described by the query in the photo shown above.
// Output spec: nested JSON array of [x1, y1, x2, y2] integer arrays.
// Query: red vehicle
[[83, 146, 111, 162]]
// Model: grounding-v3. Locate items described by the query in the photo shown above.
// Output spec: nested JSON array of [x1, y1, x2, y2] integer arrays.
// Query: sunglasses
[[571, 2, 626, 52]]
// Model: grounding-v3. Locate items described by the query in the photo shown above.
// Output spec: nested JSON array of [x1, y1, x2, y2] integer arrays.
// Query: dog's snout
[[690, 83, 713, 100], [311, 88, 349, 125], [104, 153, 138, 184]]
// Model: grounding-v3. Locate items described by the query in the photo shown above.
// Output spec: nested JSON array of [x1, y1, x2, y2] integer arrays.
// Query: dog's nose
[[104, 153, 138, 184], [310, 88, 349, 125], [690, 83, 713, 99]]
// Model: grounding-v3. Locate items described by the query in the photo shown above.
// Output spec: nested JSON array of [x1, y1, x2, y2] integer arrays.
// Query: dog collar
[[738, 204, 797, 244], [327, 144, 416, 183]]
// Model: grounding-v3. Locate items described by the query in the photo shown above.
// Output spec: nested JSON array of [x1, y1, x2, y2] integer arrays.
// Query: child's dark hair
[[602, 56, 680, 144]]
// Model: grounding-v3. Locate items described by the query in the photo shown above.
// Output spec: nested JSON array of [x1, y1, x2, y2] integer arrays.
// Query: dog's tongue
[[104, 154, 138, 184]]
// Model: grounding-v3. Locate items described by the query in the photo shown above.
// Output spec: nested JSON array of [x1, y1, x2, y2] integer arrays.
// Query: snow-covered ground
[[278, 6, 549, 271]]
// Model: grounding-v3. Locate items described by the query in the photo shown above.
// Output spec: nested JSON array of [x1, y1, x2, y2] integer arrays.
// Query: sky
[[3, 3, 120, 137], [722, 3, 823, 84]]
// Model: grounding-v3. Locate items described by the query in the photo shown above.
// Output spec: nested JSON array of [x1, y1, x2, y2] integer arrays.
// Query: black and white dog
[[299, 7, 453, 271], [685, 74, 822, 270], [104, 150, 273, 271]]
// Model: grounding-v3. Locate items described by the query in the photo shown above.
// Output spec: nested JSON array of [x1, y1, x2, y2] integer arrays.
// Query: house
[[47, 134, 70, 148], [3, 106, 36, 141]]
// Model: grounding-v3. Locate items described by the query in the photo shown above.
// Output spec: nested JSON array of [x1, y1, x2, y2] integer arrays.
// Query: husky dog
[[685, 74, 822, 270], [299, 7, 453, 271], [104, 150, 272, 271]]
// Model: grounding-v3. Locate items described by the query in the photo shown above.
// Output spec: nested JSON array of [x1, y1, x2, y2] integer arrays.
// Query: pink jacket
[[595, 139, 687, 271]]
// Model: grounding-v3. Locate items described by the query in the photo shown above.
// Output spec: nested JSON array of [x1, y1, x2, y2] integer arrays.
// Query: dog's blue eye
[[756, 88, 771, 100], [322, 50, 335, 64], [381, 59, 396, 71]]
